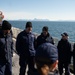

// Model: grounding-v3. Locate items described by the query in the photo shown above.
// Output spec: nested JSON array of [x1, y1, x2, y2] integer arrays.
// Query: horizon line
[[5, 19, 75, 22]]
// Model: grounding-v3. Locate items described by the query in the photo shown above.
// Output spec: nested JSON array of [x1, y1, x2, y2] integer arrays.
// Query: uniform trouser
[[19, 56, 35, 75], [0, 61, 12, 75], [73, 57, 75, 75], [58, 61, 70, 75]]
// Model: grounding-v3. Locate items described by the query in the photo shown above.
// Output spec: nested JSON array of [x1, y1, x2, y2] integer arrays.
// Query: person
[[0, 20, 14, 75], [57, 32, 71, 75], [0, 11, 4, 29], [35, 42, 58, 75], [36, 26, 54, 48], [16, 21, 36, 75], [73, 43, 75, 75]]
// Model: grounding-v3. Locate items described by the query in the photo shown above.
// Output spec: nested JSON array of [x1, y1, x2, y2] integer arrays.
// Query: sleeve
[[16, 34, 21, 55], [34, 35, 37, 49], [0, 39, 6, 57], [57, 41, 61, 55], [68, 43, 72, 64], [36, 36, 40, 48], [69, 43, 71, 55], [73, 43, 75, 55], [51, 37, 55, 45], [57, 41, 60, 50], [10, 30, 13, 37], [11, 40, 14, 57]]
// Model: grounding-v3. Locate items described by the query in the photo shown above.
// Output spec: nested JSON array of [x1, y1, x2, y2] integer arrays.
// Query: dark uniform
[[37, 33, 54, 47], [73, 43, 75, 75], [16, 30, 36, 75], [0, 30, 14, 75], [57, 39, 71, 75]]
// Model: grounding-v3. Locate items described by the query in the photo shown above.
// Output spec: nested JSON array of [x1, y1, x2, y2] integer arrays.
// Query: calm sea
[[9, 21, 75, 42]]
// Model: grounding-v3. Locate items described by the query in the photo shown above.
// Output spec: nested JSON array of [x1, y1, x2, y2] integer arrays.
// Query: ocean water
[[9, 21, 75, 42]]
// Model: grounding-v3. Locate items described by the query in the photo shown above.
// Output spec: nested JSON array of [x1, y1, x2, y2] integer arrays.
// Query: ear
[[51, 60, 58, 71], [53, 60, 58, 67]]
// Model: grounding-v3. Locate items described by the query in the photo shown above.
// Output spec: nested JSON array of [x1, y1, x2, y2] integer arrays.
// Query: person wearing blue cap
[[57, 32, 71, 75], [35, 43, 58, 75]]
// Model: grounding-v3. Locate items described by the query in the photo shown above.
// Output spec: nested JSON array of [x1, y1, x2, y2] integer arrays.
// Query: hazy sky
[[0, 0, 75, 20]]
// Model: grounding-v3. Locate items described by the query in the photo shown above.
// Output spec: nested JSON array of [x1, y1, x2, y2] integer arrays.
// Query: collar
[[41, 33, 50, 37], [24, 30, 32, 34]]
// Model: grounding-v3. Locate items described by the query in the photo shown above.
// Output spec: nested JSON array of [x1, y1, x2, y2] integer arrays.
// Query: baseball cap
[[35, 43, 58, 64], [61, 32, 68, 36]]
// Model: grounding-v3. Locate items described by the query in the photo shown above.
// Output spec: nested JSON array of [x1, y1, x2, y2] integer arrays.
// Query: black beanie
[[2, 20, 11, 30], [26, 22, 32, 28], [42, 26, 48, 31]]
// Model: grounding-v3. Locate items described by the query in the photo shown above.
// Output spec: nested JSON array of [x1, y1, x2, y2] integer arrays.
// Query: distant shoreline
[[7, 20, 75, 22]]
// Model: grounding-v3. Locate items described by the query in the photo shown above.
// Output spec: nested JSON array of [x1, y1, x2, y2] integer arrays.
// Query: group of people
[[0, 20, 58, 75], [0, 11, 75, 75], [16, 22, 74, 75], [16, 22, 75, 75], [16, 22, 58, 75]]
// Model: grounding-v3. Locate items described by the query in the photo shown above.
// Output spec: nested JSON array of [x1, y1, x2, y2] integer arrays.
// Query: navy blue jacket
[[36, 33, 54, 47], [73, 43, 75, 58], [57, 39, 71, 63], [0, 30, 14, 63], [16, 30, 36, 57]]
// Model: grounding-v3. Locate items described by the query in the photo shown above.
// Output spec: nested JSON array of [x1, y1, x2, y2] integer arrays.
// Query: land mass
[[18, 18, 50, 21]]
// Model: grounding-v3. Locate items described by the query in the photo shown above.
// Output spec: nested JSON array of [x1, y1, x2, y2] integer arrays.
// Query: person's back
[[35, 43, 58, 75]]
